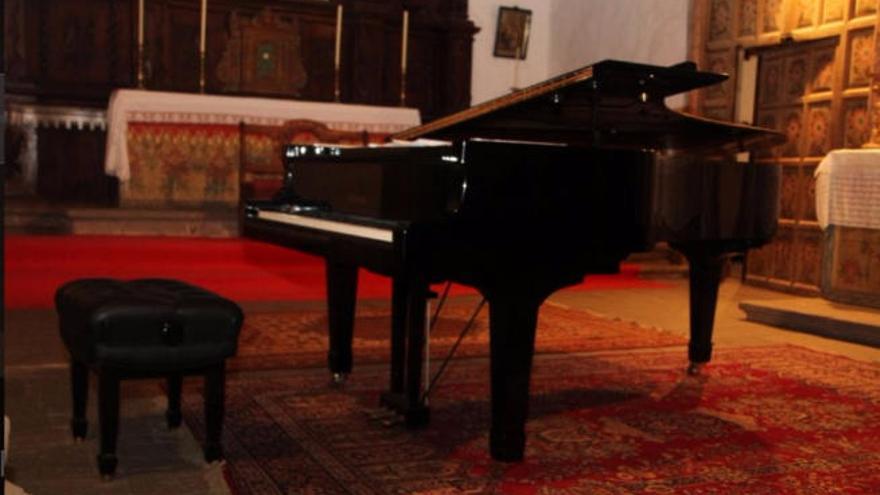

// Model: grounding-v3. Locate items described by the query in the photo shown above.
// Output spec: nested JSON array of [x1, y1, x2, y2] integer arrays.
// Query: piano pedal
[[381, 414, 405, 428], [364, 407, 398, 421]]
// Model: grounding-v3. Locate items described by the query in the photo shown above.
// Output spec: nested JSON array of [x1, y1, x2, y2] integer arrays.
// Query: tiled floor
[[5, 277, 880, 494]]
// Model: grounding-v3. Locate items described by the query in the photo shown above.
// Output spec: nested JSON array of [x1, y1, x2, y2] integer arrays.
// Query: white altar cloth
[[814, 149, 880, 230], [104, 89, 421, 181]]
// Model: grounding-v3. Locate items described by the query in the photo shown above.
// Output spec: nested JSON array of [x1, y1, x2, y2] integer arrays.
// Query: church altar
[[815, 149, 880, 308], [103, 90, 421, 206]]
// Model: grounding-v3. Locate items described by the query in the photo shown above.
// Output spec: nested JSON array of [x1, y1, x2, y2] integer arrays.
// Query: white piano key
[[256, 210, 394, 243]]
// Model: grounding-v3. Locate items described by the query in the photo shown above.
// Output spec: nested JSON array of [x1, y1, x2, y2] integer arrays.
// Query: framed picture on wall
[[493, 6, 531, 59]]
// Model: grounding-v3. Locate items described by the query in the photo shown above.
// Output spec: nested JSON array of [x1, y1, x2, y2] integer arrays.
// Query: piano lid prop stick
[[400, 9, 409, 106], [334, 3, 343, 101], [199, 0, 207, 92]]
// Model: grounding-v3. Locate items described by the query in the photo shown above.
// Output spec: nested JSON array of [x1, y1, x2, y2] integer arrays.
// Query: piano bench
[[54, 278, 244, 478]]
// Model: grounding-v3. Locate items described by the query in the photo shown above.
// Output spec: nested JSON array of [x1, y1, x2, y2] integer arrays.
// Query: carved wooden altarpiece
[[217, 8, 308, 97]]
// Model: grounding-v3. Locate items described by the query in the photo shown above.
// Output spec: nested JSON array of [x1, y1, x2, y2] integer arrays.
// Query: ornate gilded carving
[[216, 8, 307, 97], [739, 0, 757, 37], [847, 29, 874, 88], [844, 99, 871, 148], [822, 0, 844, 23], [709, 0, 732, 41]]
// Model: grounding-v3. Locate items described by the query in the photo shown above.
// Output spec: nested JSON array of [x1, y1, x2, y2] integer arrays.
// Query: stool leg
[[97, 370, 120, 477], [203, 362, 225, 462], [70, 360, 89, 440], [166, 374, 183, 429]]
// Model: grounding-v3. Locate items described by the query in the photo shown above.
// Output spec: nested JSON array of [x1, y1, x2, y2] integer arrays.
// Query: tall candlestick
[[400, 10, 409, 73], [400, 9, 409, 106], [138, 0, 144, 45], [199, 0, 207, 54], [334, 4, 343, 101], [137, 0, 145, 87], [334, 4, 343, 68], [199, 0, 206, 92], [512, 44, 520, 92]]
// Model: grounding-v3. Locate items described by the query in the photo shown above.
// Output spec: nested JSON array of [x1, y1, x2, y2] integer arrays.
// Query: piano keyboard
[[255, 210, 395, 243]]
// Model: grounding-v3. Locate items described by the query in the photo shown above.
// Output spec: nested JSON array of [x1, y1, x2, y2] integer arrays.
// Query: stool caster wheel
[[71, 418, 88, 440], [204, 442, 223, 462], [97, 452, 118, 478], [166, 409, 182, 429]]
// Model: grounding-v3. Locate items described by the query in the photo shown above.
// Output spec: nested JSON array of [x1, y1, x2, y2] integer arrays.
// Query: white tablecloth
[[814, 149, 880, 230], [104, 89, 421, 181]]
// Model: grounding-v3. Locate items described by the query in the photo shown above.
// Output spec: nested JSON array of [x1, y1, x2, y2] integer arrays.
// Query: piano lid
[[393, 59, 785, 153]]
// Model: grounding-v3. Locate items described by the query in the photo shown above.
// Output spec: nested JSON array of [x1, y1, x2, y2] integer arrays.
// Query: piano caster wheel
[[330, 372, 348, 386], [686, 362, 705, 376]]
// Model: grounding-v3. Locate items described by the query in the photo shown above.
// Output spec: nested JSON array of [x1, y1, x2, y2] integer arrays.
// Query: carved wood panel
[[6, 0, 476, 121], [36, 127, 118, 205], [6, 0, 134, 103], [5, 0, 475, 205], [691, 0, 878, 296]]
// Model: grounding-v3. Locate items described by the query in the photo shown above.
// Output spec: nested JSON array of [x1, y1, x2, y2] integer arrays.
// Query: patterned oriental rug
[[231, 303, 687, 371], [183, 317, 880, 494]]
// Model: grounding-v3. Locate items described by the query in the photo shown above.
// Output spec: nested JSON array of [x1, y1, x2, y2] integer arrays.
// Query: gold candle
[[400, 10, 409, 105], [199, 0, 207, 53], [334, 4, 343, 68], [401, 10, 409, 73], [138, 0, 144, 46]]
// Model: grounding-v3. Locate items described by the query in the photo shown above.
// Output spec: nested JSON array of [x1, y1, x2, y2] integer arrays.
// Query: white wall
[[548, 0, 690, 75], [469, 0, 554, 104], [469, 0, 691, 106]]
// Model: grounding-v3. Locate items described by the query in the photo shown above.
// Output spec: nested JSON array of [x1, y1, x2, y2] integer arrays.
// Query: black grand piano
[[243, 60, 784, 461]]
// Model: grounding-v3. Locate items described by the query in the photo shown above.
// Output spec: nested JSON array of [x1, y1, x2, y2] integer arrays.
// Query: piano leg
[[404, 276, 430, 427], [380, 275, 431, 427], [390, 277, 408, 395], [326, 260, 358, 383], [676, 246, 726, 375], [487, 293, 541, 462]]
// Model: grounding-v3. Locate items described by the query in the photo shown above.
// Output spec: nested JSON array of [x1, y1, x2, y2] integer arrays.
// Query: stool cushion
[[56, 278, 243, 371]]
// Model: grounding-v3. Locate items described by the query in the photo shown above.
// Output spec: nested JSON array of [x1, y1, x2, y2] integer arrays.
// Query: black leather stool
[[55, 278, 243, 477]]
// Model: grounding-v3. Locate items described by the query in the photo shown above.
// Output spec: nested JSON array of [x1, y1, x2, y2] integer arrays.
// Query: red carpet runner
[[4, 235, 667, 308]]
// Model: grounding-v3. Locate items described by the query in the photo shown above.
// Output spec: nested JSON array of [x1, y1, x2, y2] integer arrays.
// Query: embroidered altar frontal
[[125, 122, 240, 206], [104, 89, 421, 207], [823, 226, 880, 309]]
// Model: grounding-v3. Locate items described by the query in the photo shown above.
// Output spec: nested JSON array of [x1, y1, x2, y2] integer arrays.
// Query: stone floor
[[5, 277, 880, 494]]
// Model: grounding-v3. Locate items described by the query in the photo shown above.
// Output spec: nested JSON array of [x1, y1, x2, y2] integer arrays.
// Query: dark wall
[[4, 0, 475, 205], [5, 0, 476, 121]]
